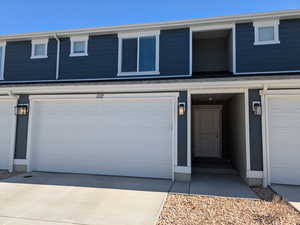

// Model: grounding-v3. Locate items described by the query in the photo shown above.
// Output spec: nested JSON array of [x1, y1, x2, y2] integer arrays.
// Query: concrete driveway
[[170, 173, 258, 199], [0, 172, 171, 225], [272, 184, 300, 212]]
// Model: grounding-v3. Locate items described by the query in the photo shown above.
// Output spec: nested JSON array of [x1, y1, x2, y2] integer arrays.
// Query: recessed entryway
[[190, 92, 247, 179]]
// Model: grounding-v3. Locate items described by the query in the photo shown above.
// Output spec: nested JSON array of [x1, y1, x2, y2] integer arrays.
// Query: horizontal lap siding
[[4, 40, 57, 81], [160, 28, 190, 75], [59, 35, 118, 79], [248, 89, 263, 171], [236, 19, 300, 73]]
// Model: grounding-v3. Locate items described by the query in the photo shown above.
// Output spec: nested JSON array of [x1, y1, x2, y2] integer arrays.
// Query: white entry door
[[0, 97, 17, 171], [267, 95, 300, 185], [192, 105, 222, 158], [28, 94, 176, 179]]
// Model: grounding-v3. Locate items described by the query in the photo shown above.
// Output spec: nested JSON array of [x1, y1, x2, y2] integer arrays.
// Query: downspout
[[54, 33, 60, 80], [260, 85, 268, 187]]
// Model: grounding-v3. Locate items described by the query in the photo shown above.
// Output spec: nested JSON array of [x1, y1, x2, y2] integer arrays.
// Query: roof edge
[[1, 9, 300, 41]]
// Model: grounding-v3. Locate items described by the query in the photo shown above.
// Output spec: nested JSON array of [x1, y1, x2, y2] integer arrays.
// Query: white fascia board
[[118, 30, 160, 38], [70, 35, 89, 42], [1, 10, 300, 41], [31, 38, 48, 45], [3, 77, 300, 95]]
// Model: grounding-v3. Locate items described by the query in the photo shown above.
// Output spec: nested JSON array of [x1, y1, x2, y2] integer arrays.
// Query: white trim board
[[253, 19, 280, 46], [14, 159, 28, 165], [0, 41, 6, 80], [31, 38, 48, 59], [117, 31, 160, 76], [69, 35, 89, 57], [175, 166, 191, 174]]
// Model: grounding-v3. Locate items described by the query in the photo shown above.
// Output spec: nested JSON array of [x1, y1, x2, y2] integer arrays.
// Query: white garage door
[[268, 95, 300, 185], [28, 94, 176, 179], [0, 98, 16, 171]]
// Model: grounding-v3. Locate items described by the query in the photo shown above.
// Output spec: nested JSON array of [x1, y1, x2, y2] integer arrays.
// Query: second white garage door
[[267, 95, 300, 185], [28, 94, 176, 179], [0, 97, 17, 171]]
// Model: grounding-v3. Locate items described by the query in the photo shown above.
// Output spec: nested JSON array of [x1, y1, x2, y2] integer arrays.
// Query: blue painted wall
[[236, 19, 300, 73], [177, 91, 188, 166], [248, 89, 263, 171], [59, 35, 118, 80], [3, 28, 190, 82], [4, 40, 57, 81], [160, 28, 190, 75], [14, 95, 29, 159]]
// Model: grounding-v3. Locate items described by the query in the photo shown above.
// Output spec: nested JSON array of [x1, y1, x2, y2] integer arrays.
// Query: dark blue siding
[[4, 40, 57, 81], [14, 95, 29, 159], [236, 19, 300, 73], [59, 34, 118, 79], [248, 89, 263, 171], [177, 91, 188, 166], [160, 28, 190, 75]]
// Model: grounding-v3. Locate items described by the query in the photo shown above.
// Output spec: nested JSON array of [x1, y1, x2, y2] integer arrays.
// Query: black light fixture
[[15, 104, 29, 116], [252, 101, 262, 115], [178, 102, 186, 116]]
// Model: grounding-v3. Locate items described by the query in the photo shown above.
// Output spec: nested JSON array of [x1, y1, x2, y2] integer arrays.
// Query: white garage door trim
[[26, 92, 178, 180], [0, 96, 17, 172], [262, 90, 300, 185]]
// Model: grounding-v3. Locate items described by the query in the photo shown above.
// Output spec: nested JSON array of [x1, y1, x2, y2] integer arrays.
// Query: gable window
[[253, 20, 280, 45], [118, 31, 160, 76], [70, 36, 88, 57], [0, 42, 6, 80], [31, 39, 48, 59]]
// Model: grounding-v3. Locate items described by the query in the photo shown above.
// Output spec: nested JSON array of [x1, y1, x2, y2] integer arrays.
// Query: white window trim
[[117, 31, 160, 76], [70, 35, 89, 57], [253, 19, 280, 45], [31, 39, 48, 59], [0, 41, 6, 80]]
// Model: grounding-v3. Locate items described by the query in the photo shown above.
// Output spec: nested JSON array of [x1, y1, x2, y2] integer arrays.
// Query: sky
[[0, 0, 299, 35]]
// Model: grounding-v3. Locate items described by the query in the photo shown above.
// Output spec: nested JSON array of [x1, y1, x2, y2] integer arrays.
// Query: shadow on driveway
[[1, 171, 172, 192]]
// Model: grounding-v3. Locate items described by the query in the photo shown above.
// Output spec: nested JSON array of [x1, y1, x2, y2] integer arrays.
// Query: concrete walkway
[[0, 172, 171, 225], [272, 184, 300, 212], [171, 173, 258, 199]]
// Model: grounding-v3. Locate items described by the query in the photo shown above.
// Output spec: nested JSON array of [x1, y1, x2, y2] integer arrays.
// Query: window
[[31, 39, 48, 59], [70, 36, 88, 57], [118, 31, 159, 75], [0, 42, 5, 80], [253, 20, 280, 45]]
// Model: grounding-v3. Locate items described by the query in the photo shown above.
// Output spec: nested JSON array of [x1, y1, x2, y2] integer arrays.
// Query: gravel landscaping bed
[[157, 189, 300, 225]]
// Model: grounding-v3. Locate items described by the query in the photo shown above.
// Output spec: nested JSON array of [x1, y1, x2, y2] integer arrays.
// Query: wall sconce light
[[15, 104, 29, 116], [178, 102, 186, 116], [252, 101, 262, 116]]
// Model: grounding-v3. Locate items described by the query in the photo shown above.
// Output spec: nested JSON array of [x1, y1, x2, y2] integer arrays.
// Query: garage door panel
[[268, 96, 300, 185], [30, 97, 174, 179], [0, 100, 16, 170]]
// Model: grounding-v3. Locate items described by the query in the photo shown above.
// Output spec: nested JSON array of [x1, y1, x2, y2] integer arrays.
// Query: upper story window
[[118, 31, 160, 76], [253, 19, 280, 45], [0, 41, 6, 80], [70, 36, 88, 57], [31, 39, 48, 59]]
